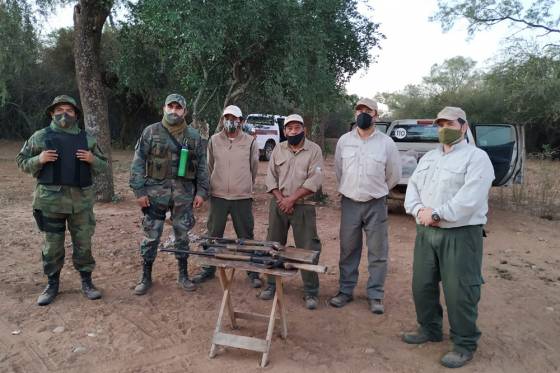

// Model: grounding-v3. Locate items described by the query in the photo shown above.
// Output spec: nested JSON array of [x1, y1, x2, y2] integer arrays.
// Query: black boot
[[191, 267, 216, 284], [37, 271, 60, 306], [80, 271, 102, 300], [177, 258, 196, 292], [134, 261, 153, 296]]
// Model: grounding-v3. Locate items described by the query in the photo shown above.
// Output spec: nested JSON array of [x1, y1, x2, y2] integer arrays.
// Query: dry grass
[[490, 159, 560, 220]]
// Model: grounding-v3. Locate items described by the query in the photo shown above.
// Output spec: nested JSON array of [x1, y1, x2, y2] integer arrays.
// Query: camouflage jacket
[[129, 122, 209, 206], [16, 124, 108, 214]]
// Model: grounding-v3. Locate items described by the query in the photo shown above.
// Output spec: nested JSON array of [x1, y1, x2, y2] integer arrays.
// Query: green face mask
[[53, 113, 77, 129], [438, 127, 463, 145]]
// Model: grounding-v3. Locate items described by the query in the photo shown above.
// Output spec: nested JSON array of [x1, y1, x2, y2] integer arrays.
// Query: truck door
[[472, 124, 525, 186]]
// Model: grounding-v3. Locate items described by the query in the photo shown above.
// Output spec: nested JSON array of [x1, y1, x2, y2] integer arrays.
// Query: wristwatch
[[431, 210, 441, 223]]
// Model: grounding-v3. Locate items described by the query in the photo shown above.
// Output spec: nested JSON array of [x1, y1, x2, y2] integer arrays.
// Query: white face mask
[[224, 119, 239, 133]]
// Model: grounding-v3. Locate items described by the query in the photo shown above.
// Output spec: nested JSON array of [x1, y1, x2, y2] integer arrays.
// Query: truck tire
[[261, 141, 275, 161]]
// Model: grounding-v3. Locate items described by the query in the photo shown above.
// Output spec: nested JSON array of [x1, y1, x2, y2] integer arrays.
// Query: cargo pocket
[[147, 143, 169, 180], [460, 275, 484, 306]]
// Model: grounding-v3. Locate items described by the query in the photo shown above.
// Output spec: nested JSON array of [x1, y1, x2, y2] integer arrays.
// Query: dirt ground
[[1, 139, 559, 373]]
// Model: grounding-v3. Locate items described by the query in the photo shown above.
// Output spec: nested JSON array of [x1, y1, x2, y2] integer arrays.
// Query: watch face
[[432, 213, 440, 222]]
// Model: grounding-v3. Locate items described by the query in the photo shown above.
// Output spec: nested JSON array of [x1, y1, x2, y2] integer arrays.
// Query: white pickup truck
[[245, 114, 286, 161], [384, 119, 525, 200]]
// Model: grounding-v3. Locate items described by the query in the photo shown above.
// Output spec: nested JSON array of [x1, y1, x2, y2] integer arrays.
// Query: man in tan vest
[[191, 105, 261, 287]]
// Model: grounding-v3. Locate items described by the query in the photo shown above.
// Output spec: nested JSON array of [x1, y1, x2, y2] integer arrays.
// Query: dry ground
[[1, 139, 559, 373]]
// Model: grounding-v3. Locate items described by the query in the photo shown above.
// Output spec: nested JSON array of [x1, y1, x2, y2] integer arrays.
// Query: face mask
[[53, 113, 76, 128], [356, 112, 373, 129], [164, 111, 183, 125], [224, 119, 239, 133], [438, 127, 463, 145], [287, 131, 305, 145]]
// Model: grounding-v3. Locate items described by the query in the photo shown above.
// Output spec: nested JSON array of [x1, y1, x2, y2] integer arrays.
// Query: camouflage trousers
[[41, 209, 96, 276], [140, 200, 195, 263]]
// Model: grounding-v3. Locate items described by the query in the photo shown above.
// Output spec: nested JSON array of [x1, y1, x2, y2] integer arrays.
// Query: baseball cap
[[284, 114, 304, 127], [435, 106, 467, 124], [223, 105, 242, 118], [165, 94, 187, 109], [355, 98, 378, 111]]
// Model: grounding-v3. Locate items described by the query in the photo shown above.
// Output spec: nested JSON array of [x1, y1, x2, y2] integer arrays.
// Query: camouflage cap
[[434, 106, 467, 124], [165, 93, 187, 109], [355, 97, 378, 111], [45, 95, 81, 118]]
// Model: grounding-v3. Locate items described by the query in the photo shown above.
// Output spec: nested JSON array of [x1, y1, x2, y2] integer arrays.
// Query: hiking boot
[[134, 261, 153, 295], [37, 271, 60, 306], [440, 351, 473, 368], [177, 259, 197, 292], [191, 268, 215, 284], [80, 271, 102, 300], [402, 329, 443, 344], [368, 298, 384, 314], [304, 295, 318, 310], [258, 285, 276, 300], [329, 292, 353, 308], [248, 273, 262, 288]]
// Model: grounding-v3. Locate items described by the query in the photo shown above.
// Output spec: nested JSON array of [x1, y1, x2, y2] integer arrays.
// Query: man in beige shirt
[[191, 105, 261, 287], [330, 98, 402, 314], [261, 114, 324, 310]]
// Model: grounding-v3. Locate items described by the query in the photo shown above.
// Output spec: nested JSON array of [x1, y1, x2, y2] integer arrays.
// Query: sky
[[46, 1, 518, 99], [345, 0, 513, 97]]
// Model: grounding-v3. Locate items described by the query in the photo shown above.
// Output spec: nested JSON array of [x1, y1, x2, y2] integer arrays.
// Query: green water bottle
[[178, 147, 189, 177]]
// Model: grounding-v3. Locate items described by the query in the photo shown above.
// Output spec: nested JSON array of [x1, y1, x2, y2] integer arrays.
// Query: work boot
[[177, 259, 197, 292], [440, 351, 473, 368], [134, 261, 153, 296], [329, 292, 353, 308], [248, 272, 262, 288], [368, 298, 384, 314], [37, 271, 60, 306], [402, 328, 443, 344], [191, 267, 215, 284], [258, 284, 276, 300], [304, 295, 318, 310], [79, 271, 102, 300]]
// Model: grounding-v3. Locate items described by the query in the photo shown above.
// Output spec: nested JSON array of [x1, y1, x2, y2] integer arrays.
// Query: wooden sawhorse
[[195, 257, 297, 367]]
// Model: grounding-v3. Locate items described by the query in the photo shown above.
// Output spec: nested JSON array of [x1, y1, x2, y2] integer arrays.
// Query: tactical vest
[[38, 127, 92, 187], [145, 122, 198, 181]]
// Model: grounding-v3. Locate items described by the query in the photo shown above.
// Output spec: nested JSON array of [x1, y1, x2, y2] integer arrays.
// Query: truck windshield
[[389, 124, 439, 142]]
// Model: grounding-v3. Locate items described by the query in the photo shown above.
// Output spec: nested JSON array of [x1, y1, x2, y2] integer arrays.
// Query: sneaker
[[440, 351, 473, 368], [402, 329, 443, 344], [368, 298, 384, 314], [304, 295, 318, 310], [329, 292, 353, 308], [258, 285, 276, 300]]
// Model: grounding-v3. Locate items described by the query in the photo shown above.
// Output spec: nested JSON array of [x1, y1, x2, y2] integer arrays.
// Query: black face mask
[[356, 112, 373, 129], [287, 131, 305, 145]]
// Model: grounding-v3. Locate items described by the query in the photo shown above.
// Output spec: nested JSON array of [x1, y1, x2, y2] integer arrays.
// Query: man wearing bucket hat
[[402, 107, 495, 368], [191, 105, 261, 287], [129, 93, 209, 295], [261, 114, 324, 310], [16, 95, 108, 306], [330, 98, 401, 314]]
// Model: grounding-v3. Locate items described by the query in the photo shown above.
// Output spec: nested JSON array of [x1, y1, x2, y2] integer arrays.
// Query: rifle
[[160, 248, 327, 274], [196, 236, 319, 264]]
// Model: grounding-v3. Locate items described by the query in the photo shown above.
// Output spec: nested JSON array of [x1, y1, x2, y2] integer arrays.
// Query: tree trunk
[[73, 0, 114, 202]]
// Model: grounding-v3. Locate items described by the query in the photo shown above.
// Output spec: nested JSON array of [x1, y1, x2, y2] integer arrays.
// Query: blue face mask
[[356, 112, 373, 129]]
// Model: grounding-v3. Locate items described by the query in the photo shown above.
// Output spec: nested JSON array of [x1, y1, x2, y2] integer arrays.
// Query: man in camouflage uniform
[[130, 93, 209, 295], [16, 95, 107, 306]]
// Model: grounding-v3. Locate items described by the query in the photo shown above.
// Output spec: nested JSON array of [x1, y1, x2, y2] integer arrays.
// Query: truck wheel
[[262, 141, 275, 161]]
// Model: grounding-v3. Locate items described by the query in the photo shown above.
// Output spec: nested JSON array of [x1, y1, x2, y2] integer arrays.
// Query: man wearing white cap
[[330, 98, 402, 314], [402, 107, 495, 368], [261, 114, 324, 309], [191, 105, 261, 287]]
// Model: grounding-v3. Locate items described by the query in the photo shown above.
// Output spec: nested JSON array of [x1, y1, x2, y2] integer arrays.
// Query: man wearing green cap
[[130, 93, 209, 295], [403, 106, 495, 368], [16, 95, 108, 306]]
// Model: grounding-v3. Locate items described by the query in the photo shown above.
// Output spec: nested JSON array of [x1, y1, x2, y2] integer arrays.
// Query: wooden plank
[[192, 257, 298, 277], [234, 311, 280, 323], [275, 277, 288, 339], [213, 332, 268, 353]]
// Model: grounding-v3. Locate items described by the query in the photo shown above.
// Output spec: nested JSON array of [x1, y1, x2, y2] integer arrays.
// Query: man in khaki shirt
[[330, 98, 401, 314], [261, 114, 324, 310], [191, 105, 261, 287]]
